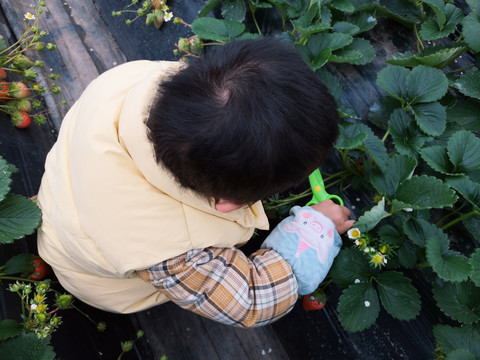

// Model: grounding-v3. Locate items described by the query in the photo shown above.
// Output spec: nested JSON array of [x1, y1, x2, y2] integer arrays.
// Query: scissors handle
[[306, 169, 344, 206]]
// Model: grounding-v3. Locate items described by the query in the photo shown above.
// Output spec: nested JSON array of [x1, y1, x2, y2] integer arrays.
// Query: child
[[37, 38, 354, 326]]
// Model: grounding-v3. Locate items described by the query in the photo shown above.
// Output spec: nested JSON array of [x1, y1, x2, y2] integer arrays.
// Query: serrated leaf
[[446, 349, 476, 360], [466, 0, 480, 14], [447, 176, 480, 210], [191, 17, 245, 41], [0, 156, 13, 202], [386, 51, 421, 67], [0, 333, 55, 360], [403, 217, 446, 247], [307, 32, 353, 53], [370, 154, 417, 197], [394, 175, 458, 210], [221, 0, 246, 22], [363, 126, 389, 170], [398, 240, 418, 268], [412, 101, 447, 136], [337, 102, 361, 119], [455, 71, 480, 100], [421, 146, 457, 175], [377, 224, 403, 246], [0, 194, 42, 244], [355, 197, 390, 232], [316, 69, 342, 101], [329, 247, 372, 288], [434, 325, 480, 358], [471, 249, 480, 287], [420, 0, 446, 25], [407, 65, 448, 104], [369, 95, 401, 130], [332, 21, 360, 35], [417, 45, 466, 68], [376, 271, 421, 321], [330, 0, 355, 13], [376, 66, 409, 101], [447, 130, 480, 173], [348, 12, 377, 33], [446, 100, 480, 132], [433, 279, 480, 324], [4, 253, 34, 275], [337, 282, 380, 331], [198, 0, 221, 17], [419, 4, 464, 41], [331, 38, 375, 65], [336, 122, 368, 149], [388, 108, 430, 159], [463, 214, 480, 241], [297, 22, 331, 38], [426, 236, 472, 282], [0, 320, 22, 341], [462, 12, 480, 52]]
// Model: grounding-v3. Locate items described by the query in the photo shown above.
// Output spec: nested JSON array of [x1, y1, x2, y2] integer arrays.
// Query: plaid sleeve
[[137, 247, 298, 328]]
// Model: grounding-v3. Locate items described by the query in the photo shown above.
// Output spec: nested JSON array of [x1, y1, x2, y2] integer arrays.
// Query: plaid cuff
[[137, 247, 298, 327]]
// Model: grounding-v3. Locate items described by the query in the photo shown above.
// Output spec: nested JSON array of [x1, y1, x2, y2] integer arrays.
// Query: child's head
[[147, 37, 340, 205]]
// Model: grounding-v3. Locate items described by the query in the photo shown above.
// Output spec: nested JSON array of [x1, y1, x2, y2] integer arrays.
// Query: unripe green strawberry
[[0, 69, 6, 80], [13, 55, 33, 70], [177, 38, 191, 53], [9, 82, 31, 99], [11, 110, 31, 128], [16, 99, 32, 112]]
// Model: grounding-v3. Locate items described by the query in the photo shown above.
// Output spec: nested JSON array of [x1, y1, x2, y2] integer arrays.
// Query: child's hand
[[310, 200, 355, 235]]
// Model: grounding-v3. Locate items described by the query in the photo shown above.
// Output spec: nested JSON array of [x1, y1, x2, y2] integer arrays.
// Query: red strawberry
[[9, 82, 31, 99], [302, 289, 327, 311], [11, 111, 31, 128], [0, 81, 11, 100], [0, 69, 6, 80]]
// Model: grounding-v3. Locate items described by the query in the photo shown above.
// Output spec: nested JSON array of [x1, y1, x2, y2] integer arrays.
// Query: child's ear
[[215, 198, 243, 213]]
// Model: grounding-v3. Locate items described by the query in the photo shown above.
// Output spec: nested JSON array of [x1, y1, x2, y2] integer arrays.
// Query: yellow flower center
[[372, 254, 384, 264]]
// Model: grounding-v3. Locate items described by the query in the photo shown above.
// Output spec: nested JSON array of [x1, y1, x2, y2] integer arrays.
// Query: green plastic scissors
[[306, 169, 344, 206]]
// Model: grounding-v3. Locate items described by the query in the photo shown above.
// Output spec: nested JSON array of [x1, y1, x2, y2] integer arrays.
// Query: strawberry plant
[[0, 0, 62, 129]]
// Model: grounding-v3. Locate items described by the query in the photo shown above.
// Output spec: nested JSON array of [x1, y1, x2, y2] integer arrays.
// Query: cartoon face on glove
[[282, 210, 334, 264]]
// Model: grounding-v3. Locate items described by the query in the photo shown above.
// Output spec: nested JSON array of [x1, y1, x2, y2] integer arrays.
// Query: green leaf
[[454, 71, 480, 100], [446, 100, 480, 132], [330, 0, 355, 13], [316, 69, 342, 101], [447, 130, 480, 173], [447, 176, 480, 210], [406, 65, 448, 104], [421, 146, 457, 175], [434, 324, 480, 358], [403, 217, 446, 247], [388, 108, 429, 159], [370, 154, 417, 197], [355, 197, 390, 232], [369, 96, 401, 130], [462, 12, 480, 52], [412, 101, 447, 136], [307, 32, 353, 53], [0, 194, 42, 245], [433, 279, 480, 324], [0, 320, 22, 341], [414, 45, 466, 68], [446, 349, 476, 360], [377, 224, 403, 246], [420, 4, 464, 41], [4, 253, 34, 275], [376, 66, 409, 101], [393, 175, 458, 210], [463, 214, 480, 241], [198, 0, 221, 17], [0, 35, 6, 52], [332, 21, 360, 35], [0, 333, 55, 360], [329, 248, 372, 288], [363, 126, 389, 170], [0, 156, 13, 202], [420, 0, 446, 25], [466, 0, 480, 14], [336, 122, 368, 149], [337, 103, 360, 119], [191, 17, 245, 41], [348, 12, 377, 33], [471, 249, 480, 287], [331, 38, 375, 65], [426, 236, 472, 282], [385, 51, 421, 67], [376, 271, 421, 321], [221, 0, 246, 22], [398, 240, 418, 269], [337, 282, 380, 331]]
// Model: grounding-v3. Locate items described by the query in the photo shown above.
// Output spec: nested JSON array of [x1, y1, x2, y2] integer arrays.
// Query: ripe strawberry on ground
[[302, 289, 327, 311], [0, 81, 11, 100], [0, 69, 6, 80], [9, 82, 31, 99], [11, 110, 31, 128]]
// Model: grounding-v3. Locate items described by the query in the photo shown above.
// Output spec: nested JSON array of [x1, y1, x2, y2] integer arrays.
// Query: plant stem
[[413, 24, 424, 52], [381, 130, 390, 143], [441, 209, 479, 230], [248, 2, 262, 35], [448, 64, 475, 74]]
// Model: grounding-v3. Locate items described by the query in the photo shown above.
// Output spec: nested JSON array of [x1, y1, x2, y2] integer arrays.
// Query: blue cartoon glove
[[261, 206, 342, 294]]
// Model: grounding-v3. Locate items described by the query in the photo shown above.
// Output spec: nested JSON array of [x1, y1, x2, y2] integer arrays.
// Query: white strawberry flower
[[347, 228, 361, 239], [24, 12, 36, 20], [164, 12, 173, 22]]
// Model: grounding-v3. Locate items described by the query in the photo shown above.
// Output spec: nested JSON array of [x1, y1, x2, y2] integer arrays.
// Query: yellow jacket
[[37, 60, 269, 313]]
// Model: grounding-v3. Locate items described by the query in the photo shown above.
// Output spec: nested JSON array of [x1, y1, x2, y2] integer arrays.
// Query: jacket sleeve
[[261, 206, 342, 295], [137, 247, 299, 328]]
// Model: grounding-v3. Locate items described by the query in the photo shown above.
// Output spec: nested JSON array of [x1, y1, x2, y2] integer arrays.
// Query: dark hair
[[147, 37, 340, 204]]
